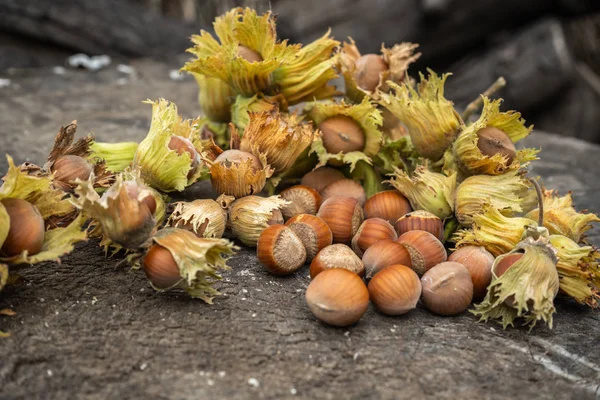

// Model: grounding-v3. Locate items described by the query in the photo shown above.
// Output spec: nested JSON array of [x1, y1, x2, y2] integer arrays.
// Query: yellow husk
[[379, 69, 463, 160], [525, 190, 600, 243], [387, 165, 456, 220], [228, 195, 288, 247], [208, 148, 274, 198], [453, 97, 537, 175], [240, 111, 315, 173], [167, 195, 234, 238], [133, 99, 205, 192], [89, 141, 138, 173], [192, 73, 234, 123], [454, 170, 528, 227], [151, 228, 237, 303], [231, 94, 283, 132]]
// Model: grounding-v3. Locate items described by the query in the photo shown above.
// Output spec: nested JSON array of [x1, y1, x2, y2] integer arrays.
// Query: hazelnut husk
[[51, 155, 93, 192], [476, 127, 517, 165], [257, 225, 307, 276], [354, 54, 389, 92], [320, 179, 366, 206], [395, 210, 444, 242], [228, 195, 287, 247], [351, 218, 398, 257], [305, 268, 369, 327], [237, 45, 263, 63], [362, 239, 412, 279], [448, 246, 495, 302], [364, 190, 411, 225], [317, 197, 364, 244], [0, 198, 45, 257], [368, 264, 421, 316], [319, 116, 366, 154], [210, 150, 272, 198], [285, 214, 332, 262], [421, 262, 474, 316], [279, 185, 322, 220], [301, 167, 345, 193], [143, 243, 182, 289], [397, 230, 447, 276], [310, 244, 364, 278]]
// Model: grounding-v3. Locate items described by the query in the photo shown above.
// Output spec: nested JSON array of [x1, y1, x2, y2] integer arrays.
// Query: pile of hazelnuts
[[256, 167, 495, 327]]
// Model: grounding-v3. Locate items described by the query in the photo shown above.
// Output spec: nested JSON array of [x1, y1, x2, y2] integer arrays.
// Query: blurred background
[[1, 0, 599, 141]]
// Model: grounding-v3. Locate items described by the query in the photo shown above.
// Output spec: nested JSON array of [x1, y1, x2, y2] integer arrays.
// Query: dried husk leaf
[[525, 190, 600, 243], [308, 97, 382, 171], [453, 97, 537, 175], [228, 195, 288, 247], [231, 94, 283, 132], [341, 38, 420, 102], [151, 228, 237, 303], [473, 232, 559, 329], [454, 171, 528, 227], [208, 146, 274, 198], [89, 141, 138, 173], [453, 204, 536, 257], [192, 73, 234, 123], [0, 155, 76, 221], [73, 175, 156, 249], [374, 136, 418, 174], [387, 165, 456, 220], [549, 235, 600, 308], [240, 111, 315, 173], [379, 70, 463, 160], [133, 99, 205, 192], [167, 195, 233, 238]]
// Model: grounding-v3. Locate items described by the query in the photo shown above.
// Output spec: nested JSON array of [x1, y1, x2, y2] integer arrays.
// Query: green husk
[[89, 141, 138, 173]]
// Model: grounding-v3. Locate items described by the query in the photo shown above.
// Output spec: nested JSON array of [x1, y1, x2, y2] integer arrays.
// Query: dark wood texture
[[1, 60, 600, 399]]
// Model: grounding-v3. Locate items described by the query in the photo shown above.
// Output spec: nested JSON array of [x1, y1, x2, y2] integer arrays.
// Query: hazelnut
[[364, 190, 411, 225], [354, 54, 389, 92], [143, 244, 182, 289], [237, 45, 263, 63], [213, 149, 262, 171], [257, 225, 307, 276], [0, 198, 45, 257], [494, 253, 523, 277], [279, 185, 322, 220], [395, 210, 444, 242], [368, 264, 421, 316], [320, 179, 367, 206], [421, 262, 474, 316], [319, 116, 365, 154], [396, 230, 447, 276], [51, 155, 93, 191], [317, 197, 364, 244], [285, 214, 332, 262], [476, 127, 517, 164], [266, 209, 284, 226], [448, 246, 494, 301], [168, 135, 201, 176], [362, 240, 412, 279], [301, 167, 345, 192], [351, 217, 398, 257], [123, 181, 157, 216], [305, 268, 369, 327], [310, 244, 364, 278]]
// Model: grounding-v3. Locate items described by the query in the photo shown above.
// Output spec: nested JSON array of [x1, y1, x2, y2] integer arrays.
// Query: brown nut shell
[[257, 224, 307, 276], [476, 126, 517, 164], [362, 239, 412, 279], [351, 217, 398, 257], [143, 244, 182, 289], [279, 185, 322, 220], [168, 135, 200, 174], [285, 214, 332, 262], [395, 210, 444, 242], [319, 116, 366, 154], [305, 268, 369, 327], [364, 190, 411, 225], [310, 244, 364, 279], [354, 54, 389, 92], [0, 198, 45, 257], [421, 261, 473, 316], [397, 230, 447, 276], [321, 179, 367, 206], [448, 246, 494, 301], [368, 264, 421, 315], [317, 197, 364, 244], [237, 45, 263, 63], [301, 167, 345, 193], [494, 253, 523, 278], [51, 155, 93, 191]]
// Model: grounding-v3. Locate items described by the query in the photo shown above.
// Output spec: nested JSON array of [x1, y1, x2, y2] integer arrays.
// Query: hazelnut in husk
[[51, 155, 93, 192], [0, 198, 45, 257], [167, 195, 234, 238], [143, 228, 237, 302], [421, 262, 473, 316], [305, 268, 369, 327], [209, 149, 273, 198], [228, 195, 287, 247]]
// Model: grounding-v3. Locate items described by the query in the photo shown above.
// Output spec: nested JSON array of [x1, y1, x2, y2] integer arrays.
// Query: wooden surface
[[1, 60, 600, 400]]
